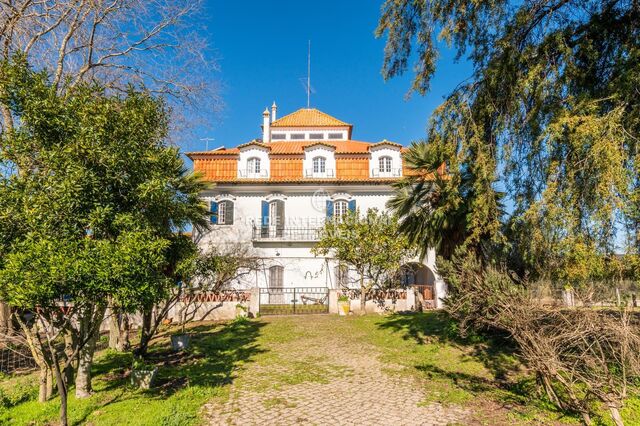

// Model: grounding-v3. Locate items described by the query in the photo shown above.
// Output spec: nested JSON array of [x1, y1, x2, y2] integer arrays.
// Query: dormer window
[[248, 157, 261, 173], [313, 156, 326, 174], [379, 156, 392, 174]]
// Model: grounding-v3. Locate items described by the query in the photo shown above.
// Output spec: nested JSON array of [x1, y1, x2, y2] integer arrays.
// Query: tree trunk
[[359, 277, 367, 315], [108, 309, 120, 350], [118, 313, 130, 351], [48, 342, 68, 426], [63, 331, 76, 387], [0, 301, 11, 337], [75, 305, 105, 398], [0, 101, 14, 133], [38, 366, 50, 403], [138, 307, 153, 357], [608, 406, 624, 426], [75, 329, 99, 398]]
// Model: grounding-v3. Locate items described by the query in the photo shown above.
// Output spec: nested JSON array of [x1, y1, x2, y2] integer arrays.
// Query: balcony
[[252, 226, 323, 241], [304, 168, 335, 179], [371, 167, 402, 178], [238, 169, 269, 179]]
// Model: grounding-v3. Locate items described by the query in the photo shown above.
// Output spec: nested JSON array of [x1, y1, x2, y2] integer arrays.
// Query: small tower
[[271, 101, 278, 122]]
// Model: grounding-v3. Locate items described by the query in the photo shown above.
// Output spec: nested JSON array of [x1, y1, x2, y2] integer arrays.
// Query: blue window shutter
[[210, 201, 218, 224], [348, 199, 356, 212], [261, 201, 269, 226], [326, 200, 334, 218]]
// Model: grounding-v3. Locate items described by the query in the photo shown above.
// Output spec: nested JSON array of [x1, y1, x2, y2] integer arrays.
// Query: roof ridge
[[270, 107, 351, 127]]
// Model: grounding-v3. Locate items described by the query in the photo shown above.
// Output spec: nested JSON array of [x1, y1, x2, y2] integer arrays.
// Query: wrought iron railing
[[252, 226, 323, 241], [238, 169, 269, 178], [371, 168, 402, 177], [304, 168, 335, 178], [259, 287, 329, 315]]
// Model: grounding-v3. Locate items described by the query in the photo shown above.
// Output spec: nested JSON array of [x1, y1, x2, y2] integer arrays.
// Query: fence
[[528, 282, 640, 309], [0, 340, 37, 374]]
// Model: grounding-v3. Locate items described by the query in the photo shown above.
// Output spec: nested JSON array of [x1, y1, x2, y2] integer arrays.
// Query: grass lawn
[[1, 313, 638, 425]]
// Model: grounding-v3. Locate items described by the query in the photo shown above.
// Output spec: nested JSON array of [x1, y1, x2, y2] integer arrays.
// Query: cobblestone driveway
[[204, 315, 471, 426]]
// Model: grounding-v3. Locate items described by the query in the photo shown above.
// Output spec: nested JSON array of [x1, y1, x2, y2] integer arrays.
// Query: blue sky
[[183, 0, 472, 154]]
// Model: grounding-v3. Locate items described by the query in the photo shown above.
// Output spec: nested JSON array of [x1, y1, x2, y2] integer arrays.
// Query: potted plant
[[337, 294, 350, 316], [131, 359, 158, 389], [235, 303, 248, 318]]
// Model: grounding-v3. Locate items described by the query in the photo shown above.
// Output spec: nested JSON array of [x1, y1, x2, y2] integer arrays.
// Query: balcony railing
[[304, 168, 335, 178], [252, 226, 323, 241], [238, 169, 269, 178], [371, 168, 402, 178]]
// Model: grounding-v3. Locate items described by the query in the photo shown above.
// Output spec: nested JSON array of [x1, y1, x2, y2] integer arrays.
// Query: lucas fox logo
[[311, 189, 330, 213]]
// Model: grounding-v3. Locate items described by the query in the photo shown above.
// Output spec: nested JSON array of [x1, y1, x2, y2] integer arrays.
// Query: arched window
[[247, 157, 261, 174], [312, 156, 326, 173], [379, 156, 392, 173]]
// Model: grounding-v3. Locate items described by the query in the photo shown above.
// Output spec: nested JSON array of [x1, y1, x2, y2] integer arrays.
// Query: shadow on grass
[[377, 312, 579, 422], [146, 319, 268, 395], [377, 312, 521, 387], [71, 318, 267, 423]]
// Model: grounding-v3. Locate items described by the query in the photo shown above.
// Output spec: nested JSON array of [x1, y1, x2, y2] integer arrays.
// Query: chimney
[[262, 108, 270, 143], [271, 101, 277, 122]]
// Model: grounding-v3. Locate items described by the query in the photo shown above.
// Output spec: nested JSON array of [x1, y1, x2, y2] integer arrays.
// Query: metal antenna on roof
[[307, 40, 311, 108], [200, 137, 215, 151], [299, 41, 315, 106]]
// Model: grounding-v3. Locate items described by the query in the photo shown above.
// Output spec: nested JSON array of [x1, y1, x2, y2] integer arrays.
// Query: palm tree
[[388, 141, 469, 260]]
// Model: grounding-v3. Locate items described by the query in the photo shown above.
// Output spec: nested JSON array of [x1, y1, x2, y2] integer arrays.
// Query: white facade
[[196, 183, 445, 306], [191, 105, 447, 308]]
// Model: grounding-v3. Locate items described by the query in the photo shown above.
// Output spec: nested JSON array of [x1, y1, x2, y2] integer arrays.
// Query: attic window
[[290, 133, 305, 140], [272, 133, 286, 140], [309, 133, 324, 139], [328, 133, 343, 139]]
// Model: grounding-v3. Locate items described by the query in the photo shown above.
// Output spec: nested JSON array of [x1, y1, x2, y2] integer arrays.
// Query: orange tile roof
[[270, 108, 351, 128], [187, 141, 383, 158], [269, 140, 371, 155]]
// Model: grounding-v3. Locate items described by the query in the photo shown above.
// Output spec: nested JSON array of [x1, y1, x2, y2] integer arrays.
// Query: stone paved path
[[204, 316, 471, 425]]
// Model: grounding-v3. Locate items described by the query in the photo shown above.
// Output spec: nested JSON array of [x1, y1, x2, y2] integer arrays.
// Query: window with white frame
[[379, 156, 392, 173], [312, 156, 326, 174], [269, 201, 278, 227], [309, 133, 324, 139], [290, 133, 305, 140], [334, 200, 348, 222], [247, 157, 261, 175], [328, 133, 343, 139], [271, 133, 286, 140]]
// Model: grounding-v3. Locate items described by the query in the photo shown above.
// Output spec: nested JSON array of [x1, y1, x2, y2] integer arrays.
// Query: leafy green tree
[[0, 57, 208, 426], [388, 141, 505, 261], [377, 0, 639, 277], [312, 209, 416, 314]]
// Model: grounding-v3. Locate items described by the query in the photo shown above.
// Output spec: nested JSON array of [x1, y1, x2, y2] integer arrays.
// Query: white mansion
[[187, 104, 446, 308]]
